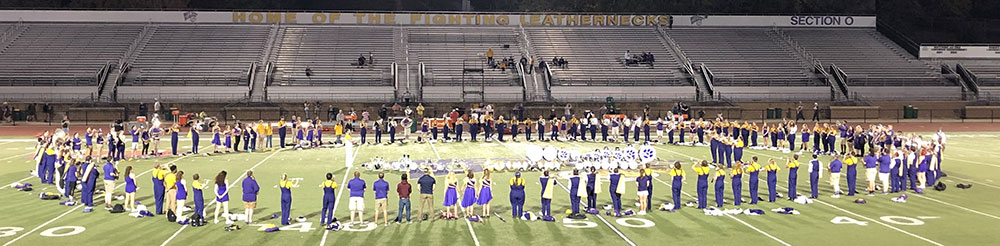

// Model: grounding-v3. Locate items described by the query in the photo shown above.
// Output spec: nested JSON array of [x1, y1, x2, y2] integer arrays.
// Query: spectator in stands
[[392, 103, 402, 118], [416, 104, 425, 120], [305, 67, 314, 77], [520, 56, 528, 71], [486, 48, 494, 65], [314, 101, 321, 120], [499, 61, 507, 71], [529, 56, 535, 74], [304, 102, 310, 119], [328, 105, 336, 121], [368, 52, 374, 66], [154, 98, 161, 117], [551, 57, 559, 67], [379, 104, 389, 121], [624, 50, 632, 65], [358, 54, 367, 68], [26, 103, 35, 121], [812, 102, 820, 121], [796, 102, 805, 121], [139, 102, 148, 117], [559, 57, 567, 68]]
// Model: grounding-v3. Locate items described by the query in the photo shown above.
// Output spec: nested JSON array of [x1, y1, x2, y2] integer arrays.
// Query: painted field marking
[[4, 144, 213, 246], [661, 148, 942, 246], [320, 145, 361, 246], [650, 176, 791, 246], [743, 148, 1000, 222], [501, 141, 636, 246], [948, 176, 1000, 190], [161, 149, 284, 246], [0, 152, 32, 162], [427, 141, 479, 246], [947, 157, 1000, 168]]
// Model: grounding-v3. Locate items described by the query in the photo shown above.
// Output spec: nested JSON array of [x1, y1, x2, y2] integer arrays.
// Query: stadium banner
[[919, 45, 1000, 59], [0, 10, 874, 28]]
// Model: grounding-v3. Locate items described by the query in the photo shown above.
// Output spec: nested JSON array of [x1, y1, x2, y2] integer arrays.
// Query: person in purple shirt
[[877, 149, 892, 194], [64, 162, 78, 200], [102, 161, 118, 209], [863, 151, 878, 196], [347, 171, 367, 226], [828, 155, 843, 197], [372, 172, 390, 226], [241, 171, 259, 224]]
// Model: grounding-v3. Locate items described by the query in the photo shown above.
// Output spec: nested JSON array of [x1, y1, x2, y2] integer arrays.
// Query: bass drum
[[542, 146, 558, 162]]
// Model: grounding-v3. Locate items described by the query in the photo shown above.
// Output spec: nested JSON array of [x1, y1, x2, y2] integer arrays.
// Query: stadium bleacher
[[0, 24, 141, 86], [526, 27, 686, 86], [666, 28, 821, 86], [953, 59, 1000, 86], [783, 28, 946, 86], [270, 26, 395, 86], [408, 27, 521, 86], [123, 25, 270, 86]]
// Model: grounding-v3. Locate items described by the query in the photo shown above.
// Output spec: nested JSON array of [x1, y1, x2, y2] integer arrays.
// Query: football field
[[0, 133, 999, 246]]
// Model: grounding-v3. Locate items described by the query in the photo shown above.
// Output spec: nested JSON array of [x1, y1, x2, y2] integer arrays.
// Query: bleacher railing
[[955, 63, 980, 94], [418, 62, 425, 99], [699, 63, 715, 97], [96, 61, 113, 97], [247, 62, 257, 98], [828, 64, 850, 98], [516, 60, 527, 101]]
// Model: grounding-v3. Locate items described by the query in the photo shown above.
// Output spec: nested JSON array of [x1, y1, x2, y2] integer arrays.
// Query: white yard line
[[0, 176, 34, 190], [320, 145, 361, 246], [650, 176, 791, 246], [948, 176, 1000, 190], [427, 141, 480, 246], [3, 165, 160, 246], [947, 157, 1000, 168], [161, 148, 283, 246], [909, 194, 1000, 221], [500, 141, 636, 246], [738, 149, 945, 246], [0, 152, 31, 162]]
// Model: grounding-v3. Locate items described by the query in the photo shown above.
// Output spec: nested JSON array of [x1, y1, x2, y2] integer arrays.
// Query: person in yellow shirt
[[264, 122, 273, 151], [668, 162, 685, 211], [320, 173, 338, 225], [164, 165, 178, 214], [764, 159, 781, 202], [256, 120, 267, 151], [334, 121, 344, 145], [279, 174, 294, 225], [692, 160, 711, 209], [191, 173, 206, 221], [844, 152, 858, 196], [747, 157, 762, 204], [786, 155, 801, 199], [712, 163, 727, 208], [732, 161, 745, 206]]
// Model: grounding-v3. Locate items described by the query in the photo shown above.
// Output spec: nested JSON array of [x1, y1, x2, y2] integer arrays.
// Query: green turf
[[1, 133, 999, 246]]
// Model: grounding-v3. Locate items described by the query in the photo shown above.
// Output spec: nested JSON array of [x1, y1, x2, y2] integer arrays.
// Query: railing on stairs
[[699, 63, 716, 98], [391, 62, 399, 100], [828, 64, 851, 100], [95, 61, 113, 98], [955, 63, 980, 95]]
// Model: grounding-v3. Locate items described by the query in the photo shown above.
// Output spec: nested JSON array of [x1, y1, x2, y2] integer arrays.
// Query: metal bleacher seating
[[408, 27, 520, 86], [666, 28, 820, 86], [526, 27, 685, 86], [954, 60, 1000, 86], [271, 26, 394, 86], [124, 25, 270, 86], [0, 24, 140, 86], [784, 28, 946, 86]]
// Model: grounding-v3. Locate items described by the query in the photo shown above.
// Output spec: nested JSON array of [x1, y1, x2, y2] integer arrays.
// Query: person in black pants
[[812, 102, 821, 121]]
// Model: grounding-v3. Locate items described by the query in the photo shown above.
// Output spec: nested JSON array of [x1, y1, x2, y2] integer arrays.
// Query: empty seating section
[[526, 27, 684, 86], [666, 28, 819, 86], [0, 24, 140, 86], [784, 29, 944, 86], [272, 26, 394, 86], [409, 27, 519, 86], [956, 60, 1000, 86], [126, 25, 269, 86]]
